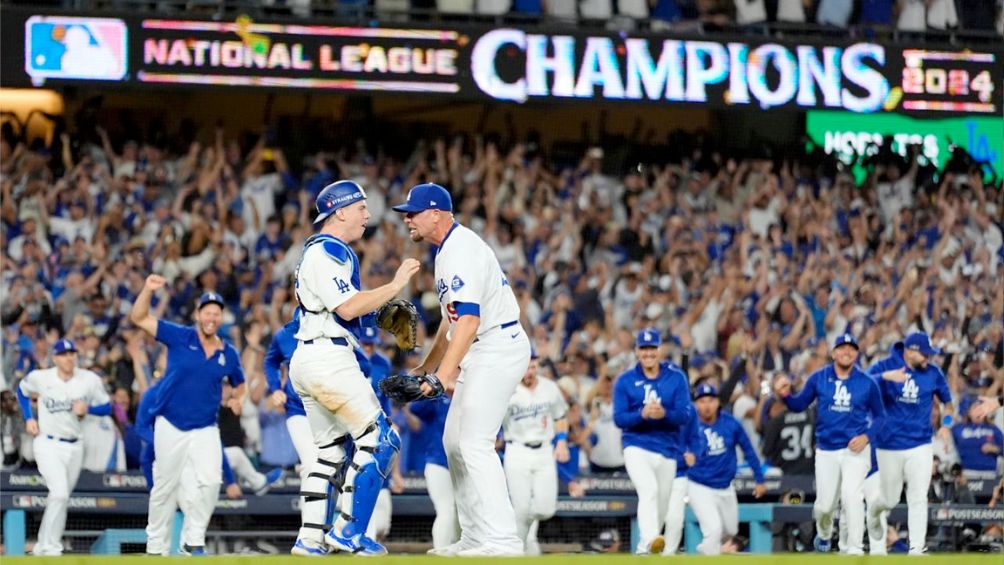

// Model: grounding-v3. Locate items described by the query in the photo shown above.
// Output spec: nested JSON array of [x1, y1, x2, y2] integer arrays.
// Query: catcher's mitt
[[376, 298, 419, 350], [379, 373, 445, 403]]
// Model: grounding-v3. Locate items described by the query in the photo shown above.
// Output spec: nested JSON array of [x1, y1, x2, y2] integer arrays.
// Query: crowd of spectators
[[1, 104, 1001, 501], [11, 0, 1004, 35]]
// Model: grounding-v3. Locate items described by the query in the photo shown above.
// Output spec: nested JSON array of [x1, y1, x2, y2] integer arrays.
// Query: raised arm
[[129, 275, 166, 337]]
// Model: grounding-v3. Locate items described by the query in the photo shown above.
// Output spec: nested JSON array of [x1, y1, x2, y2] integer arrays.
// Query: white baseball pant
[[662, 476, 688, 554], [623, 445, 677, 554], [503, 442, 558, 547], [223, 446, 269, 492], [839, 472, 885, 554], [146, 417, 222, 554], [874, 443, 933, 554], [443, 330, 530, 553], [285, 414, 318, 483], [289, 340, 382, 546], [31, 435, 83, 556], [425, 462, 459, 549], [687, 480, 738, 555], [814, 447, 870, 554]]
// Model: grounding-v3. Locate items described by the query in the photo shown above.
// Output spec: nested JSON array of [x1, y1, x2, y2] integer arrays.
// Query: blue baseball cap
[[904, 332, 941, 357], [832, 333, 859, 350], [314, 180, 367, 225], [359, 326, 380, 345], [53, 338, 77, 355], [636, 328, 661, 348], [694, 383, 718, 400], [392, 183, 453, 214], [197, 291, 225, 310]]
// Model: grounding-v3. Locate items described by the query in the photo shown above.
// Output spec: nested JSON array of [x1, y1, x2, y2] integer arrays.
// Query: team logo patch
[[451, 275, 465, 292], [218, 354, 225, 366]]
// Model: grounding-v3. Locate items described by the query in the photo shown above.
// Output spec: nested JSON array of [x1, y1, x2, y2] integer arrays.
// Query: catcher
[[377, 299, 446, 403]]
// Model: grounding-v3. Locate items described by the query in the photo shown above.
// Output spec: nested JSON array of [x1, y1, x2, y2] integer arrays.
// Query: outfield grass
[[3, 554, 1001, 564]]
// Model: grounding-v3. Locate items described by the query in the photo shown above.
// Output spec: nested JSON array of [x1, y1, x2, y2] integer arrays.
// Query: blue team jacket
[[688, 411, 765, 490], [868, 353, 951, 450], [613, 362, 693, 459], [783, 364, 885, 451]]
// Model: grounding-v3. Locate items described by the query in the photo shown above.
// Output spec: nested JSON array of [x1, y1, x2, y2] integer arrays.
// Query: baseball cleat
[[813, 535, 832, 553], [179, 543, 207, 556], [649, 535, 666, 554], [324, 529, 387, 556], [291, 539, 330, 556], [255, 468, 284, 496]]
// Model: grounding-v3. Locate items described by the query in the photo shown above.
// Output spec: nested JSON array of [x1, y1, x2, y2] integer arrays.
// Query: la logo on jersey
[[642, 384, 661, 405], [832, 381, 852, 412], [704, 428, 726, 456], [899, 377, 919, 404]]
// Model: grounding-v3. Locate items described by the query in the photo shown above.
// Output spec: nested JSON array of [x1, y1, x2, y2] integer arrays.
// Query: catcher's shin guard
[[298, 435, 349, 543], [337, 417, 401, 538]]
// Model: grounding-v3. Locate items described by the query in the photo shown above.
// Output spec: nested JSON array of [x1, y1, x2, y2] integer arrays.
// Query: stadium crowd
[[7, 0, 1004, 34], [1, 108, 1002, 506]]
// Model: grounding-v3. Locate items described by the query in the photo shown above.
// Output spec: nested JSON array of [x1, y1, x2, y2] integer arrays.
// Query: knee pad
[[339, 418, 400, 538]]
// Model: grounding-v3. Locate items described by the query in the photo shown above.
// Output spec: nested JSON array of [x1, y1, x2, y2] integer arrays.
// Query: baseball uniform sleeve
[[440, 246, 486, 311], [660, 372, 693, 426], [783, 371, 819, 412], [866, 377, 887, 438], [734, 419, 765, 483], [613, 375, 643, 429], [16, 372, 37, 419], [224, 347, 246, 387], [263, 332, 285, 394], [156, 319, 191, 346]]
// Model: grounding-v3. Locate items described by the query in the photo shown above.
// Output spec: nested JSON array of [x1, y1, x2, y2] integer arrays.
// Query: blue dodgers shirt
[[613, 362, 693, 459], [263, 319, 305, 418], [868, 360, 952, 451], [409, 396, 450, 468], [150, 320, 245, 431], [367, 350, 393, 415], [783, 364, 885, 451], [688, 411, 765, 490], [952, 423, 1004, 472]]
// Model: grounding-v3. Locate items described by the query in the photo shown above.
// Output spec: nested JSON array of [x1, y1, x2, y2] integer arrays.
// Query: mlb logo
[[25, 16, 128, 84]]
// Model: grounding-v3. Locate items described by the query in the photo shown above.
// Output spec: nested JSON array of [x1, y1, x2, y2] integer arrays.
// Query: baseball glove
[[379, 373, 445, 403], [376, 298, 419, 350]]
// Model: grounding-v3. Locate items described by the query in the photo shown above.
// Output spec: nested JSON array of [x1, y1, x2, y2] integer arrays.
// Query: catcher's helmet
[[313, 180, 367, 225]]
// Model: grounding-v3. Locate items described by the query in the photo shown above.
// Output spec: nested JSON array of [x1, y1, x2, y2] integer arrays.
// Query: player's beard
[[834, 359, 855, 373], [409, 231, 424, 243]]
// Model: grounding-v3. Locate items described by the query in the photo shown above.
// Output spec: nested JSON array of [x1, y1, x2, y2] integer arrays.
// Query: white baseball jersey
[[294, 239, 360, 344], [503, 378, 567, 445], [435, 224, 521, 340], [18, 367, 108, 439]]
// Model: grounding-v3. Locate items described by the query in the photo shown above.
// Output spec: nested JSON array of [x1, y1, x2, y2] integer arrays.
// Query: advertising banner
[[806, 111, 1004, 181], [2, 7, 1001, 117]]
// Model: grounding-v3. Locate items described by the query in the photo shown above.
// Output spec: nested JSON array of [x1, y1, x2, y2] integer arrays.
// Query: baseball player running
[[773, 333, 886, 555], [501, 352, 570, 553], [612, 329, 693, 555], [290, 180, 419, 556], [394, 182, 531, 556], [867, 332, 952, 555], [16, 338, 111, 556], [130, 285, 247, 556], [687, 383, 766, 555], [407, 396, 458, 550]]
